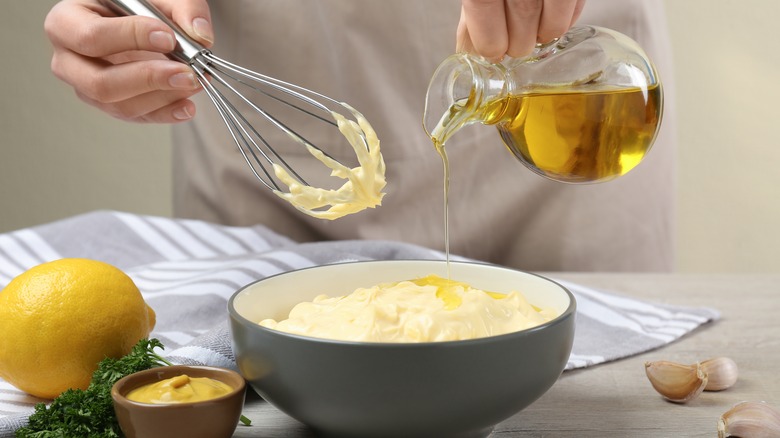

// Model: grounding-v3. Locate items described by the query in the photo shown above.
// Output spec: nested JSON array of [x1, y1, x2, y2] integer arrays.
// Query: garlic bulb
[[701, 357, 739, 391], [718, 401, 780, 438], [644, 360, 708, 403]]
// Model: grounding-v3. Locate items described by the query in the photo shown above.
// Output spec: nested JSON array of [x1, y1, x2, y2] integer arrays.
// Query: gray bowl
[[228, 260, 575, 438]]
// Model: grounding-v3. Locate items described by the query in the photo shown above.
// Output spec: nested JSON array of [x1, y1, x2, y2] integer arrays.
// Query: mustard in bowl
[[111, 365, 246, 438]]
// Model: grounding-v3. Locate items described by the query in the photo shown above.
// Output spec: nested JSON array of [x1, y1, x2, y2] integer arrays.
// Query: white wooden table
[[233, 274, 780, 437]]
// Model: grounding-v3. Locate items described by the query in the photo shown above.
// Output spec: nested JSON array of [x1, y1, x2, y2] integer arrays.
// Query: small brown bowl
[[111, 365, 246, 438]]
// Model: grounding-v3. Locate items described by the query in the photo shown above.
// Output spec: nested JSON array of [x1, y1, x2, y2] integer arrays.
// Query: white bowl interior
[[232, 260, 571, 325]]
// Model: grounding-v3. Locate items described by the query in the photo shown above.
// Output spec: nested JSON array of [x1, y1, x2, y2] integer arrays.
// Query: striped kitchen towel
[[0, 210, 719, 434]]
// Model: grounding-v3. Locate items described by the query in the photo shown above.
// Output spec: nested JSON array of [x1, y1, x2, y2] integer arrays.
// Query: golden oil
[[496, 84, 662, 183]]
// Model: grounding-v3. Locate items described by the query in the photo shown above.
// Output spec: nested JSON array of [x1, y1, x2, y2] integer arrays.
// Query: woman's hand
[[457, 0, 586, 62], [44, 0, 214, 123]]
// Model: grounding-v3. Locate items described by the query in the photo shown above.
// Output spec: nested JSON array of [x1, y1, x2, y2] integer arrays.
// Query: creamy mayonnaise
[[258, 275, 557, 343], [272, 105, 386, 220]]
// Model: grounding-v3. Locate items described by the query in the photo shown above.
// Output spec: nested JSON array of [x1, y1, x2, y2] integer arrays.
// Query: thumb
[[135, 0, 215, 48]]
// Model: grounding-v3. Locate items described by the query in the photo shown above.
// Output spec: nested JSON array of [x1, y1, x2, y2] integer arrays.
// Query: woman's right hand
[[44, 0, 214, 123], [457, 0, 586, 62]]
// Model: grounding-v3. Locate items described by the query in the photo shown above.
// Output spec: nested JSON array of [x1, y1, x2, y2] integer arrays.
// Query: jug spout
[[423, 54, 507, 145]]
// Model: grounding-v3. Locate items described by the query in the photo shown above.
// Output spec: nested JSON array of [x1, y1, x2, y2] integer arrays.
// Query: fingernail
[[168, 72, 198, 89], [149, 30, 175, 51], [173, 105, 193, 121], [192, 17, 214, 44]]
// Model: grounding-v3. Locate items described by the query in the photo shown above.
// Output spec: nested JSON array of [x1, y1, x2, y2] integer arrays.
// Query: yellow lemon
[[0, 258, 156, 399]]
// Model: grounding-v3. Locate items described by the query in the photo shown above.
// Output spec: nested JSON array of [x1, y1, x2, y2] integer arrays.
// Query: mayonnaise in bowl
[[258, 274, 558, 343]]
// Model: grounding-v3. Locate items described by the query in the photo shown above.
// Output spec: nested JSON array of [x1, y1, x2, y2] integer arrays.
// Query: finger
[[150, 0, 214, 46], [45, 0, 214, 59], [537, 0, 580, 43], [460, 0, 508, 61], [45, 1, 177, 58], [504, 0, 543, 58], [455, 6, 467, 53], [570, 0, 586, 26], [51, 49, 200, 104], [141, 98, 197, 123], [76, 88, 199, 123], [455, 6, 475, 53]]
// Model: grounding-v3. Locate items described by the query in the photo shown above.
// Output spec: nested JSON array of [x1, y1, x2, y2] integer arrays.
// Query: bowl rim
[[111, 364, 246, 408], [228, 259, 576, 347]]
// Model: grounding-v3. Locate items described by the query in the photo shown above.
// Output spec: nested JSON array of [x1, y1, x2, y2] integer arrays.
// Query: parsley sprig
[[15, 338, 172, 438]]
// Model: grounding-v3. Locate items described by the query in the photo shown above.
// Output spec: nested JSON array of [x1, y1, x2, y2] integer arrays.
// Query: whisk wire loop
[[193, 64, 279, 190], [211, 57, 335, 120], [192, 56, 313, 189], [206, 55, 369, 160]]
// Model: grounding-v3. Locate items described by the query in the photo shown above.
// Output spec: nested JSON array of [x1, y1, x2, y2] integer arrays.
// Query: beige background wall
[[1, 1, 778, 273]]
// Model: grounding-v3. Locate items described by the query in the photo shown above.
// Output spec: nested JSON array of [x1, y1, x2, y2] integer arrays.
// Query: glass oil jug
[[423, 26, 663, 184]]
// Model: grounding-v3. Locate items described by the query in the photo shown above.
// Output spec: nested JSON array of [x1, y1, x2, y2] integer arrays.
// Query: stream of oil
[[431, 138, 452, 279]]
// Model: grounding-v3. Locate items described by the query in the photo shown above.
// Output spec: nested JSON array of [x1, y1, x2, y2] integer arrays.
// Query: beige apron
[[172, 0, 676, 272]]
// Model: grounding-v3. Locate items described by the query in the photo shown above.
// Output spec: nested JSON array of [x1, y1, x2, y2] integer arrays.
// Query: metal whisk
[[98, 0, 370, 192]]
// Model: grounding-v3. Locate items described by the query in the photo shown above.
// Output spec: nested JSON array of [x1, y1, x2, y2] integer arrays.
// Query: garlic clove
[[701, 357, 739, 391], [644, 360, 708, 403], [717, 401, 780, 438]]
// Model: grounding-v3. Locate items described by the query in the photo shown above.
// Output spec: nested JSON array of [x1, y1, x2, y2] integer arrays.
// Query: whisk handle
[[97, 0, 208, 65]]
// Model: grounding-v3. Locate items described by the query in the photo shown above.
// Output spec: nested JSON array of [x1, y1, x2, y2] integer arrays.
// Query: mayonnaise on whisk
[[258, 275, 557, 342], [272, 105, 386, 220]]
